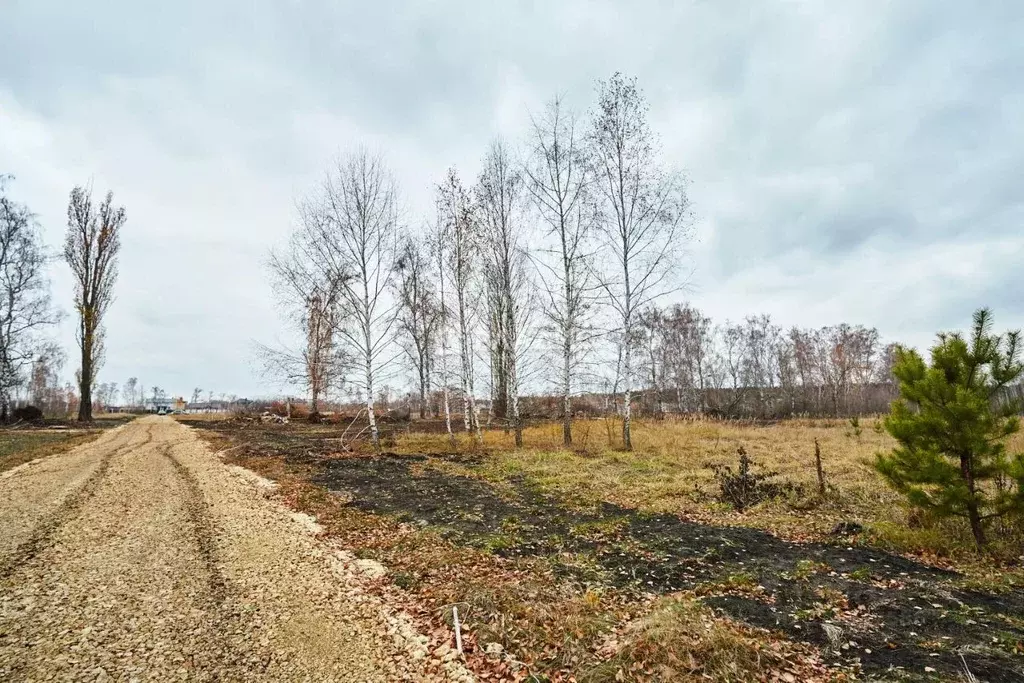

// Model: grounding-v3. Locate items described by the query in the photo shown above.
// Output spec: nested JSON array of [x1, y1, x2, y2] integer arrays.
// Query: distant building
[[142, 396, 185, 413]]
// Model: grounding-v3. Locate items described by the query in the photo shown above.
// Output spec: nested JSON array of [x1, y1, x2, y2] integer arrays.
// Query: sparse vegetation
[[191, 412, 1024, 681]]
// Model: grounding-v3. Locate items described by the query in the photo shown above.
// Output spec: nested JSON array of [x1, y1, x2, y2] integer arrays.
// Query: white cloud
[[1, 0, 1022, 397]]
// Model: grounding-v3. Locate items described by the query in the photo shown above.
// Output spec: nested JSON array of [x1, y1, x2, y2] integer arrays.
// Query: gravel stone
[[0, 417, 462, 681]]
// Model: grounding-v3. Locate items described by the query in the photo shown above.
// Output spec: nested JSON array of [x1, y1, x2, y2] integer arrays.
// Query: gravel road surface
[[0, 416, 447, 682]]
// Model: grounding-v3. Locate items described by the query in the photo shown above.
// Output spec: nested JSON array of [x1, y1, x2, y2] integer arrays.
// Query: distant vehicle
[[156, 406, 170, 415]]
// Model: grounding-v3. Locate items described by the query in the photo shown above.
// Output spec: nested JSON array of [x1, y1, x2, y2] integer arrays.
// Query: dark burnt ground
[[195, 421, 1024, 682]]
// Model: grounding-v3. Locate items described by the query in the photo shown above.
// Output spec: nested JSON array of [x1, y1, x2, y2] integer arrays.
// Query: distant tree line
[[627, 305, 898, 419]]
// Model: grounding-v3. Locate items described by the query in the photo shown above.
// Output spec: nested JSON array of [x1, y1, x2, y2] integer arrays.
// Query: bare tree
[[94, 381, 118, 412], [741, 314, 783, 418], [589, 74, 690, 449], [311, 150, 401, 450], [394, 231, 441, 419], [638, 307, 668, 416], [0, 176, 58, 421], [29, 343, 66, 416], [524, 96, 597, 446], [436, 168, 482, 442], [261, 218, 346, 417], [814, 324, 879, 415], [64, 185, 125, 422], [123, 377, 138, 409], [428, 218, 456, 446], [476, 140, 531, 447]]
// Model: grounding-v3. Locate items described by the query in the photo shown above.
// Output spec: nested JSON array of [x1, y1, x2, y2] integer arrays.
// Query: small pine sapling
[[875, 308, 1024, 551]]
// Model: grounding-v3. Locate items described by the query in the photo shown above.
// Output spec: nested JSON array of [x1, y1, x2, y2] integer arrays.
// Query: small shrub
[[12, 405, 43, 422], [710, 447, 793, 512]]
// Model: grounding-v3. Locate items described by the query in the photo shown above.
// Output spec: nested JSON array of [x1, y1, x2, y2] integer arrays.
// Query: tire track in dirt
[[160, 443, 229, 603], [0, 425, 153, 578], [155, 440, 263, 679]]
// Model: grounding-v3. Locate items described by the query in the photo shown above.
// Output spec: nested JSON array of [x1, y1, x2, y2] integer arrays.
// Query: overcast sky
[[1, 1, 1022, 399]]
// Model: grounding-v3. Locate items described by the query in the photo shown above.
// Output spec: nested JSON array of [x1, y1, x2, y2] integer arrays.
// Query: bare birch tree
[[436, 168, 482, 442], [524, 97, 597, 445], [589, 73, 690, 449], [476, 140, 531, 447], [0, 176, 57, 421], [429, 217, 456, 446], [123, 377, 138, 409], [394, 231, 441, 419], [64, 185, 125, 422], [317, 150, 401, 450]]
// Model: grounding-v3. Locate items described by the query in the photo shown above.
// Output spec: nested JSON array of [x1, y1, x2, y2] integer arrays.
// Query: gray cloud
[[1, 0, 1022, 397]]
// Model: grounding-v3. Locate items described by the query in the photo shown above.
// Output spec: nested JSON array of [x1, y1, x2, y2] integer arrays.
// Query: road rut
[[0, 416, 442, 682]]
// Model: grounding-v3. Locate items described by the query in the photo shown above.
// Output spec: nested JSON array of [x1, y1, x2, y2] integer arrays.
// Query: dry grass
[[0, 429, 102, 474], [393, 416, 1024, 565], [175, 412, 232, 422], [210, 435, 830, 682], [581, 595, 822, 683]]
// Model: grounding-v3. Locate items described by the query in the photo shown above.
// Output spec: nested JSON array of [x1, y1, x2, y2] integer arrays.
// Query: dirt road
[[0, 416, 446, 682]]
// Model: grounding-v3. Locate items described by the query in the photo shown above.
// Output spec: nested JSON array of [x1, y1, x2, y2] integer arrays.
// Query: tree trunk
[[366, 382, 379, 451], [815, 439, 825, 496], [466, 336, 482, 444], [961, 453, 986, 550], [622, 338, 633, 450], [418, 365, 427, 420], [363, 325, 380, 451], [443, 383, 454, 447], [78, 339, 93, 422], [562, 342, 572, 446], [509, 354, 522, 448], [967, 500, 986, 550]]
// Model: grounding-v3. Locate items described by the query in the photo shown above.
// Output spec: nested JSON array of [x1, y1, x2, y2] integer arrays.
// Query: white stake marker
[[452, 606, 463, 655]]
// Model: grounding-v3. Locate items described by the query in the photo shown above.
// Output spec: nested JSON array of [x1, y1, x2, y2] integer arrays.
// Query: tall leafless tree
[[123, 376, 138, 409], [315, 150, 401, 450], [29, 343, 65, 417], [429, 217, 456, 446], [524, 96, 598, 446], [261, 217, 346, 417], [436, 168, 482, 443], [0, 177, 57, 421], [476, 140, 531, 446], [394, 230, 441, 419], [64, 185, 125, 422], [589, 73, 690, 449]]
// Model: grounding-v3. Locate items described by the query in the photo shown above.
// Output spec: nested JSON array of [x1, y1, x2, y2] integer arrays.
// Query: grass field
[[378, 415, 1024, 564], [0, 429, 99, 473], [0, 415, 135, 474], [190, 415, 1024, 682]]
